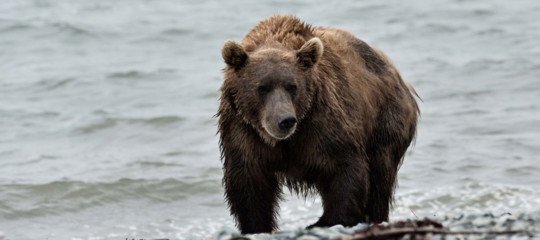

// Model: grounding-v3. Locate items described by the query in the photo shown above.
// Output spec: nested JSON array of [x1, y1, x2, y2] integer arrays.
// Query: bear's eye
[[257, 85, 270, 95], [285, 84, 297, 94]]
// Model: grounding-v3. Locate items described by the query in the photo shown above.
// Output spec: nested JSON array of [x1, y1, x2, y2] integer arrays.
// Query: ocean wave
[[0, 178, 221, 220], [476, 27, 505, 36], [73, 115, 185, 134], [0, 22, 32, 33], [35, 77, 77, 91], [128, 160, 185, 168], [49, 22, 93, 36], [0, 19, 94, 37], [424, 23, 468, 34], [106, 69, 177, 81], [161, 28, 193, 36], [393, 183, 540, 218]]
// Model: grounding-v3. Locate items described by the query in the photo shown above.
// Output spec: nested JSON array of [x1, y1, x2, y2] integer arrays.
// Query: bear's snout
[[262, 110, 297, 140], [278, 113, 297, 130], [261, 88, 297, 140]]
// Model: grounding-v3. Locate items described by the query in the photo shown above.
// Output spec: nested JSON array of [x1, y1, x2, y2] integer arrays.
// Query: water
[[1, 0, 539, 239]]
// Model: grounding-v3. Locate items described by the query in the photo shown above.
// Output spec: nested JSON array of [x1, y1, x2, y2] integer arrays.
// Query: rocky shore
[[215, 212, 537, 240]]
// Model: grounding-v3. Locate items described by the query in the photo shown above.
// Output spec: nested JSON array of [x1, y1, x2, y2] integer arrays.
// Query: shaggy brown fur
[[217, 15, 420, 234]]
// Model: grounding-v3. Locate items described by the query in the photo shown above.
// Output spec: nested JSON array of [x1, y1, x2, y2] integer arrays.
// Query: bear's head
[[221, 38, 324, 145]]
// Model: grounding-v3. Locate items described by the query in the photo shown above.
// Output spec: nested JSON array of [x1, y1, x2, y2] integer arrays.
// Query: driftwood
[[341, 219, 532, 240]]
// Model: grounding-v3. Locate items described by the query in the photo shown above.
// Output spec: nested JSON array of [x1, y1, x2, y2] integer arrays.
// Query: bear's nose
[[278, 113, 297, 130]]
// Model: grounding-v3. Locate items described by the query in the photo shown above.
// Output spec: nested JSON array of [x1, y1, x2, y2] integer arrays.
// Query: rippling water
[[1, 0, 539, 239]]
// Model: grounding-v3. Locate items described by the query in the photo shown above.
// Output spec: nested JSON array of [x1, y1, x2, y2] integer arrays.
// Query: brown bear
[[217, 15, 419, 234]]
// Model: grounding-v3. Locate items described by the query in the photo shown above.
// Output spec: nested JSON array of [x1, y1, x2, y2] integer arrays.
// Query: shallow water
[[1, 0, 539, 239]]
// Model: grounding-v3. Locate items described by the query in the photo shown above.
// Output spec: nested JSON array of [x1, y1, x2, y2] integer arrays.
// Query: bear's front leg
[[223, 158, 282, 234], [309, 164, 369, 228]]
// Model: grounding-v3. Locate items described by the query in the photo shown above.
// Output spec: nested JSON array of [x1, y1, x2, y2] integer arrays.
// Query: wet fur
[[217, 15, 420, 234]]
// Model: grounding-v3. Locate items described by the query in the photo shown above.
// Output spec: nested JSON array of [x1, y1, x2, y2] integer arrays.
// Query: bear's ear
[[297, 37, 324, 69], [221, 40, 248, 70]]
